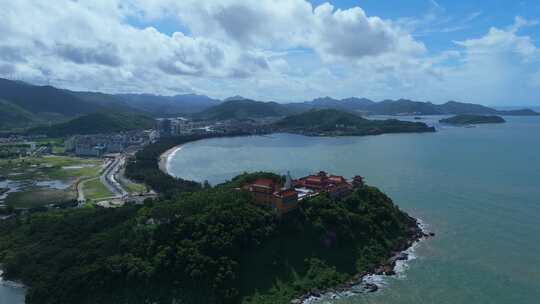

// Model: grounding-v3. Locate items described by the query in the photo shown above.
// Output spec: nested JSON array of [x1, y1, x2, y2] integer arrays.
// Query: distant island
[[273, 109, 436, 136], [440, 114, 506, 125]]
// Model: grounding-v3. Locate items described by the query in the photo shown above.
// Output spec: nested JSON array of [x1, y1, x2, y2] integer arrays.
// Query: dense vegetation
[[0, 172, 419, 304], [439, 114, 506, 125], [195, 99, 292, 120], [0, 78, 141, 129], [124, 135, 206, 197], [27, 112, 155, 137], [274, 109, 435, 136], [0, 78, 98, 117], [118, 93, 221, 115], [0, 99, 42, 128]]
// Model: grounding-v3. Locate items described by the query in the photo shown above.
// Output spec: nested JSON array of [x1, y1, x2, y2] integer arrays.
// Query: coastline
[[0, 270, 25, 289], [297, 218, 434, 304], [158, 146, 183, 174]]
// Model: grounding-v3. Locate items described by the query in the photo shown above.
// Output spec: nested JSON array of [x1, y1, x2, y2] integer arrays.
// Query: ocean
[[165, 115, 540, 304]]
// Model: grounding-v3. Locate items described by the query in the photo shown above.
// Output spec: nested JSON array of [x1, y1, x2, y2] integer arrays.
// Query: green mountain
[[195, 99, 291, 120], [117, 93, 221, 115], [288, 98, 540, 116], [439, 114, 506, 125], [274, 109, 435, 136], [0, 99, 43, 128], [0, 78, 99, 117], [27, 112, 155, 137], [0, 78, 144, 129]]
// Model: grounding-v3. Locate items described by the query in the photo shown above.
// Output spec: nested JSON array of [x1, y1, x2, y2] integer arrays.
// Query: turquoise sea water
[[166, 116, 540, 304]]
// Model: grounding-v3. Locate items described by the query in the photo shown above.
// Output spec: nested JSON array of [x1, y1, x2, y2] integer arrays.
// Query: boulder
[[365, 283, 379, 293]]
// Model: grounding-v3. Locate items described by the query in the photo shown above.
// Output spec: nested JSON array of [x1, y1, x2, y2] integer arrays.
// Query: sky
[[1, 0, 540, 105]]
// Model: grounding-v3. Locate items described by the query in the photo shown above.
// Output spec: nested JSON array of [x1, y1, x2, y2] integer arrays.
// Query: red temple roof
[[251, 178, 276, 188], [328, 175, 346, 183]]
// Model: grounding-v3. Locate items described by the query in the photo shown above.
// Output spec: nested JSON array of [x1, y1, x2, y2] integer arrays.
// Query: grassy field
[[83, 178, 114, 201], [6, 187, 77, 209], [0, 155, 104, 208], [0, 155, 102, 180], [123, 181, 146, 194]]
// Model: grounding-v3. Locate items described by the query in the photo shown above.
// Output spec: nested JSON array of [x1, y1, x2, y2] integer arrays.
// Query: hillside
[[117, 93, 221, 115], [274, 109, 435, 136], [0, 78, 141, 129], [195, 99, 291, 120], [366, 99, 441, 115], [0, 170, 421, 304], [287, 97, 540, 116], [27, 112, 155, 137], [69, 91, 138, 113], [0, 78, 99, 117], [439, 114, 506, 125], [0, 99, 42, 128]]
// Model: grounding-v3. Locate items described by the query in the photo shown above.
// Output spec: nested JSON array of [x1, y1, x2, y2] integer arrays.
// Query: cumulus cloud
[[55, 43, 123, 67], [0, 0, 538, 105], [311, 3, 425, 61], [0, 0, 275, 93]]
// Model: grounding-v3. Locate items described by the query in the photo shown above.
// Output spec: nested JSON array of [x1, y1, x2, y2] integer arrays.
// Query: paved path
[[76, 156, 128, 206], [101, 155, 128, 198]]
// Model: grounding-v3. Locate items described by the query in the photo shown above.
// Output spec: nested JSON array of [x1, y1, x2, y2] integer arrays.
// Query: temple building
[[242, 171, 363, 215]]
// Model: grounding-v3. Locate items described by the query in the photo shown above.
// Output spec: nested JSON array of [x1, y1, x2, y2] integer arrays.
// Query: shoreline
[[0, 270, 25, 289], [297, 218, 434, 304], [158, 146, 183, 174]]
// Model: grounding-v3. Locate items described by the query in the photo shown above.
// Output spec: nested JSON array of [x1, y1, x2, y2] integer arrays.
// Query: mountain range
[[0, 77, 538, 130], [194, 99, 290, 120], [288, 97, 540, 116]]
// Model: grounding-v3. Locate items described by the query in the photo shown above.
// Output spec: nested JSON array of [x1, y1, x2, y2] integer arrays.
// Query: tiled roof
[[251, 178, 275, 188]]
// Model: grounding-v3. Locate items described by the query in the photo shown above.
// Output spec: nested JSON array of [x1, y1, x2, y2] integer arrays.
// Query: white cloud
[[0, 1, 539, 105], [311, 3, 425, 61]]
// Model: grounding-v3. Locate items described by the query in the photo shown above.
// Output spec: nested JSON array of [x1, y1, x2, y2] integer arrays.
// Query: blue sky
[[1, 0, 540, 105]]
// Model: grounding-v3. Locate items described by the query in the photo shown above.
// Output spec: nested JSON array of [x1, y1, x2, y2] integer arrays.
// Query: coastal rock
[[365, 283, 378, 293], [374, 266, 385, 275], [389, 252, 408, 264]]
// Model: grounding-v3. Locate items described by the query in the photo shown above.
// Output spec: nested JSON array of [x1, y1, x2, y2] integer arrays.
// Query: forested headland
[[0, 171, 422, 304]]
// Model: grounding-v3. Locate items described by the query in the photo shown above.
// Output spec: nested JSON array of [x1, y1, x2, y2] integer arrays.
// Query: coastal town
[[0, 114, 281, 217]]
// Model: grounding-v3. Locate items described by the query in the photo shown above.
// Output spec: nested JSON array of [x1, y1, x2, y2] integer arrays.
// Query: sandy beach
[[159, 146, 183, 174]]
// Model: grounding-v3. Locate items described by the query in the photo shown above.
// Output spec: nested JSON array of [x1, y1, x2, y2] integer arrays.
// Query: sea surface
[[3, 115, 540, 303], [165, 115, 540, 304]]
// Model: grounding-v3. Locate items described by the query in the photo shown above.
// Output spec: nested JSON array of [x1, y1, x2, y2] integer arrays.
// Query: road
[[77, 155, 128, 206], [100, 155, 128, 198]]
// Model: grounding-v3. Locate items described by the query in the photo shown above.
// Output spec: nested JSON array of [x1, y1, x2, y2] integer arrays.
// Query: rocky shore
[[293, 217, 434, 304]]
